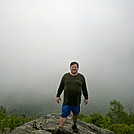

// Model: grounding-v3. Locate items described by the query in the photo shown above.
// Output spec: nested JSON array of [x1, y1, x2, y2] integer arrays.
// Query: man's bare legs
[[55, 115, 78, 133], [59, 114, 77, 127]]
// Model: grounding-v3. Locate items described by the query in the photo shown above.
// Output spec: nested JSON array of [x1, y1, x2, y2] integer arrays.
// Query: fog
[[0, 0, 134, 115]]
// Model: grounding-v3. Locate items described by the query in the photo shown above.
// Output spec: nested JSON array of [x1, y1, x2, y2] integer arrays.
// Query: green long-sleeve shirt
[[56, 73, 88, 106]]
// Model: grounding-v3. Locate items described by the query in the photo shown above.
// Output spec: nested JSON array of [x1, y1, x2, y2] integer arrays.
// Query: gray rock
[[0, 128, 11, 134], [7, 113, 115, 134]]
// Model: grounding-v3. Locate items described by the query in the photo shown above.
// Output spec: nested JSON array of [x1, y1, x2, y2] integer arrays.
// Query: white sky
[[0, 0, 134, 104]]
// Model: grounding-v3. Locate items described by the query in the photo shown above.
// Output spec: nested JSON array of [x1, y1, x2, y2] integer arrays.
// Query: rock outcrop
[[1, 113, 115, 134]]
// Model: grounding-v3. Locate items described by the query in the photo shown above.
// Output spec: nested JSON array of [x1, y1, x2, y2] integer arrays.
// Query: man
[[55, 61, 89, 134]]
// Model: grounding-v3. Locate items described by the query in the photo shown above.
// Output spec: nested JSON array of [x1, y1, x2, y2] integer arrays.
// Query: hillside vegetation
[[78, 100, 134, 134], [0, 99, 134, 134]]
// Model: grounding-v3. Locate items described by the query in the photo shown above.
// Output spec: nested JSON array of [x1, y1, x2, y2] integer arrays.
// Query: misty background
[[0, 0, 134, 116]]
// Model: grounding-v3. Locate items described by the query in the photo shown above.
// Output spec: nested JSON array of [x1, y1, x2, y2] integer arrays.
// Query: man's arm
[[82, 76, 89, 105], [56, 75, 65, 103]]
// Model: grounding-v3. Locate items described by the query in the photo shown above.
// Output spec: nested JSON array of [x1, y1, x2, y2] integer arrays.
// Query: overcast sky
[[0, 0, 134, 105]]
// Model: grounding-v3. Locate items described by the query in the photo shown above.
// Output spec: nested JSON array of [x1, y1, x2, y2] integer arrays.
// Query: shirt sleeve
[[56, 75, 65, 97], [82, 76, 89, 100]]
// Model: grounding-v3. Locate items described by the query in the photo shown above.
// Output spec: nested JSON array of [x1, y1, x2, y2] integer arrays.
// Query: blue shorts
[[61, 105, 80, 118]]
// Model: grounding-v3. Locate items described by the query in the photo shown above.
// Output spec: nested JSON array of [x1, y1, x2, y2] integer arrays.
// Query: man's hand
[[56, 97, 61, 103], [84, 99, 88, 105]]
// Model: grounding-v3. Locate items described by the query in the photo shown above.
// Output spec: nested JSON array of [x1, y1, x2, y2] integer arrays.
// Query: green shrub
[[81, 113, 111, 128], [108, 124, 134, 134], [0, 105, 33, 130]]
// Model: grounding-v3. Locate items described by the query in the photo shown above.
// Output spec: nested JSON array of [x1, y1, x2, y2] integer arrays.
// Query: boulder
[[4, 113, 115, 134]]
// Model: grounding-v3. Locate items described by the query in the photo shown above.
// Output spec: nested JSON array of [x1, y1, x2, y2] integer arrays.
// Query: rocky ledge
[[1, 113, 115, 134]]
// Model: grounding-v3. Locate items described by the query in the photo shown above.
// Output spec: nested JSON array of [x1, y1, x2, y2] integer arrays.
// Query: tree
[[106, 100, 128, 124], [0, 106, 6, 114], [0, 105, 33, 130], [126, 102, 134, 116], [125, 102, 134, 125]]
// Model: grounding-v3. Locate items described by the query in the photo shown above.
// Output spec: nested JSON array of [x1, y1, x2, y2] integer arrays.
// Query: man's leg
[[72, 114, 77, 124], [72, 115, 79, 133], [54, 117, 67, 134], [54, 105, 70, 134], [72, 105, 80, 124], [59, 117, 67, 128], [71, 106, 80, 133], [59, 105, 70, 128]]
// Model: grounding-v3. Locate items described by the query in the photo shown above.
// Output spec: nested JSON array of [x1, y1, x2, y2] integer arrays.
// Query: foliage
[[79, 99, 134, 134], [108, 124, 134, 134], [77, 113, 86, 120], [0, 106, 6, 113], [0, 106, 33, 130], [106, 99, 128, 124], [79, 113, 111, 128], [1, 99, 134, 134]]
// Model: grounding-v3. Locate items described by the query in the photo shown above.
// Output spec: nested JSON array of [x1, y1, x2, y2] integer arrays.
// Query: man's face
[[70, 64, 78, 74]]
